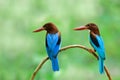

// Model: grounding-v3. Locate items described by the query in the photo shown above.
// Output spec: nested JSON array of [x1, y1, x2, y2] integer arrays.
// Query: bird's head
[[74, 23, 100, 35], [33, 22, 58, 33]]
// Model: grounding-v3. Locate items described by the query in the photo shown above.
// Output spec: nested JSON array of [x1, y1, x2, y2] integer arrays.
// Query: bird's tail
[[99, 57, 104, 74], [51, 57, 59, 71]]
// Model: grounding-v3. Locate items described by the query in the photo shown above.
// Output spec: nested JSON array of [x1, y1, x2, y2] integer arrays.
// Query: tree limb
[[31, 45, 112, 80]]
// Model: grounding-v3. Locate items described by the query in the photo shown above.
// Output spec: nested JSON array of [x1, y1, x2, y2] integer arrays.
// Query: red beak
[[33, 27, 44, 32], [74, 26, 88, 30]]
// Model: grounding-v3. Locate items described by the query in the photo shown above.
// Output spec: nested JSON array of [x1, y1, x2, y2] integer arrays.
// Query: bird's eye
[[87, 24, 90, 27]]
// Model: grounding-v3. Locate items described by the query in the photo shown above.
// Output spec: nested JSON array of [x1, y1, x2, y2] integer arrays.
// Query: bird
[[33, 22, 61, 71], [74, 23, 106, 74]]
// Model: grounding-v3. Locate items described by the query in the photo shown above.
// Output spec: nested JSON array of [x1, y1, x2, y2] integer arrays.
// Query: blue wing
[[89, 34, 105, 74], [46, 32, 61, 71], [89, 35, 105, 59], [46, 33, 61, 58]]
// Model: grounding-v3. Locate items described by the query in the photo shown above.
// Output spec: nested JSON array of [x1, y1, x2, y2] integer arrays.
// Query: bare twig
[[31, 45, 112, 80], [104, 66, 112, 80], [31, 57, 49, 80]]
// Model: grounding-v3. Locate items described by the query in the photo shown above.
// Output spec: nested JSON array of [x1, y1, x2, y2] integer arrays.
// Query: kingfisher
[[33, 22, 61, 71], [74, 23, 106, 74]]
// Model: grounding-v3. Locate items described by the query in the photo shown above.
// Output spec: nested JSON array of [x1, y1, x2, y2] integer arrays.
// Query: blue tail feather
[[99, 57, 104, 74], [51, 58, 59, 71]]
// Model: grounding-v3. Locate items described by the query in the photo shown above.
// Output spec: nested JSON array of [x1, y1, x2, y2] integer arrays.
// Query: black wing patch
[[90, 34, 100, 47], [45, 37, 48, 47], [57, 36, 61, 45]]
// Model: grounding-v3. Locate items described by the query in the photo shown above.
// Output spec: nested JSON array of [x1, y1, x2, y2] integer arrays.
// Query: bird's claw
[[89, 49, 95, 53]]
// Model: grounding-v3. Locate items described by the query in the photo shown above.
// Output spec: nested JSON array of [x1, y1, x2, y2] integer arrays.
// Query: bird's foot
[[89, 49, 95, 53]]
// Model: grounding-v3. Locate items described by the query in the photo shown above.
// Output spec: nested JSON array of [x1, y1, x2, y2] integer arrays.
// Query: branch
[[31, 57, 49, 80], [31, 45, 112, 80]]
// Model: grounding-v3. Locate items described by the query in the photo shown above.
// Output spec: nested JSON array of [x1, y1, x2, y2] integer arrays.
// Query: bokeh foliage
[[0, 0, 120, 80]]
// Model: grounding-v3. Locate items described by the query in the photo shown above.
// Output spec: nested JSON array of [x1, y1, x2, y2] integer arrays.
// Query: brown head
[[33, 22, 58, 34], [74, 23, 100, 35]]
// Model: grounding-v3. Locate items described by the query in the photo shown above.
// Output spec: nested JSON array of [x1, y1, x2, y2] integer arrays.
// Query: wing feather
[[46, 32, 61, 59], [89, 35, 105, 59]]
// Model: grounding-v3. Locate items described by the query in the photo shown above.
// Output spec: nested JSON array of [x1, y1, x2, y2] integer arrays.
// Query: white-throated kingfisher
[[33, 22, 61, 71], [74, 23, 106, 74]]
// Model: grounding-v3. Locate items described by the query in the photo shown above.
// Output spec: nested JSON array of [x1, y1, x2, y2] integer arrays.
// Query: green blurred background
[[0, 0, 120, 80]]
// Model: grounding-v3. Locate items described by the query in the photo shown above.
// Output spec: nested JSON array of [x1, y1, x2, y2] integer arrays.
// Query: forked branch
[[31, 45, 112, 80]]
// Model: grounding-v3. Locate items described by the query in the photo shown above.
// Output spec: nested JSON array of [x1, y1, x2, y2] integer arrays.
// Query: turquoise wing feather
[[89, 35, 105, 74], [46, 33, 61, 71]]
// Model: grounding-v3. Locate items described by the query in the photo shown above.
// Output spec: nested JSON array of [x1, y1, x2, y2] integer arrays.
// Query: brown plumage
[[43, 23, 59, 34], [85, 23, 100, 35]]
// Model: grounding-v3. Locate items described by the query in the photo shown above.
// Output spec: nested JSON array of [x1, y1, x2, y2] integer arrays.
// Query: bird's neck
[[90, 31, 100, 37], [47, 30, 58, 34], [90, 30, 100, 36], [47, 26, 59, 34]]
